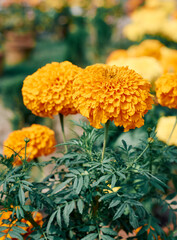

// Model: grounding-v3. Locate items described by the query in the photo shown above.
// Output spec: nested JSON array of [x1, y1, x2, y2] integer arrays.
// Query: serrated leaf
[[109, 198, 121, 208], [81, 233, 98, 240], [84, 175, 89, 189], [52, 178, 72, 194], [111, 174, 116, 189], [18, 186, 25, 205], [56, 207, 62, 229], [166, 192, 177, 201], [122, 140, 127, 150], [77, 199, 84, 214], [76, 176, 83, 194], [12, 226, 27, 234], [46, 211, 57, 234], [101, 228, 117, 236], [101, 235, 115, 240], [113, 203, 127, 220], [9, 231, 23, 240], [99, 193, 116, 202], [63, 203, 70, 226]]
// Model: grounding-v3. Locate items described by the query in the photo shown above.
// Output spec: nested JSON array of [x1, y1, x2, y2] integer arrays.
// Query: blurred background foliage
[[0, 0, 177, 134]]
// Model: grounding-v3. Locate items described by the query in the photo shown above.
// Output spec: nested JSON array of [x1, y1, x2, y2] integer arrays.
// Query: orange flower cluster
[[0, 209, 43, 240], [73, 64, 153, 131], [155, 73, 177, 109], [22, 61, 82, 118], [106, 39, 177, 74], [134, 225, 162, 240], [3, 124, 56, 166]]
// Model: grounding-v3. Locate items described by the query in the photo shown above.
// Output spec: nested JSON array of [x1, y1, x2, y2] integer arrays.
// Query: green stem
[[101, 120, 110, 161], [59, 113, 68, 153], [167, 116, 177, 145], [134, 143, 150, 163]]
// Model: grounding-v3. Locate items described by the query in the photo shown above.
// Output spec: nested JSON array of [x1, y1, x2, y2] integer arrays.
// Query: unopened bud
[[24, 137, 30, 143]]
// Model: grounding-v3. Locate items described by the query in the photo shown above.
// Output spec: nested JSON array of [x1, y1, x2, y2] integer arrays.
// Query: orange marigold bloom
[[155, 73, 177, 108], [106, 49, 128, 64], [0, 209, 43, 240], [22, 61, 82, 118], [73, 64, 153, 131], [128, 39, 164, 60], [3, 124, 56, 166]]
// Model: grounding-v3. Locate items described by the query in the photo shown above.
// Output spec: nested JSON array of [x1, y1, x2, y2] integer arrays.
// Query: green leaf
[[0, 232, 5, 237], [129, 208, 138, 229], [56, 207, 62, 229], [101, 228, 117, 236], [122, 140, 127, 150], [101, 235, 115, 240], [46, 211, 57, 234], [166, 192, 176, 200], [109, 198, 121, 208], [9, 231, 23, 240], [99, 193, 116, 202], [76, 176, 84, 194], [77, 199, 84, 214], [113, 203, 127, 220], [111, 174, 117, 189], [81, 233, 98, 240], [84, 175, 89, 189], [52, 178, 73, 194], [18, 185, 25, 205], [12, 226, 27, 234], [63, 203, 70, 226]]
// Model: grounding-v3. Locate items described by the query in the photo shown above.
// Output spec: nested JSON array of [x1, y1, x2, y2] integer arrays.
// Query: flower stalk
[[59, 113, 68, 153], [101, 120, 110, 161]]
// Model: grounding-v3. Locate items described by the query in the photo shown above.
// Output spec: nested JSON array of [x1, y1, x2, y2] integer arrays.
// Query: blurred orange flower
[[22, 61, 82, 118], [73, 64, 153, 131], [155, 73, 177, 109], [3, 124, 56, 166], [0, 209, 43, 240]]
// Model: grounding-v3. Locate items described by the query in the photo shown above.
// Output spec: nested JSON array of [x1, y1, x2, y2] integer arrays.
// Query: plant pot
[[0, 51, 4, 75], [4, 31, 35, 65]]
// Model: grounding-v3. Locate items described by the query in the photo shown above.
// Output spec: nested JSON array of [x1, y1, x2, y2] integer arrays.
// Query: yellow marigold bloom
[[156, 116, 177, 146], [106, 49, 128, 64], [0, 209, 43, 240], [160, 47, 177, 73], [22, 61, 82, 118], [128, 39, 164, 60], [155, 73, 177, 109], [73, 64, 153, 131], [123, 8, 167, 41], [108, 56, 163, 85], [162, 20, 177, 43], [3, 124, 56, 166]]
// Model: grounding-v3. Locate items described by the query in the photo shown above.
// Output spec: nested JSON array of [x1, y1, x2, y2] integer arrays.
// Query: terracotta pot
[[0, 51, 4, 75], [4, 31, 35, 65]]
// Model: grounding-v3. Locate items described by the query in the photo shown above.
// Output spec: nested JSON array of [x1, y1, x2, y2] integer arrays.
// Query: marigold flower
[[128, 39, 164, 60], [155, 73, 177, 109], [156, 116, 177, 146], [22, 61, 82, 118], [108, 56, 163, 85], [106, 49, 128, 64], [0, 209, 43, 240], [160, 47, 177, 73], [3, 124, 56, 166], [73, 64, 153, 131]]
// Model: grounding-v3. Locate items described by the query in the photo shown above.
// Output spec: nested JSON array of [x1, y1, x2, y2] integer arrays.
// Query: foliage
[[1, 122, 177, 239]]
